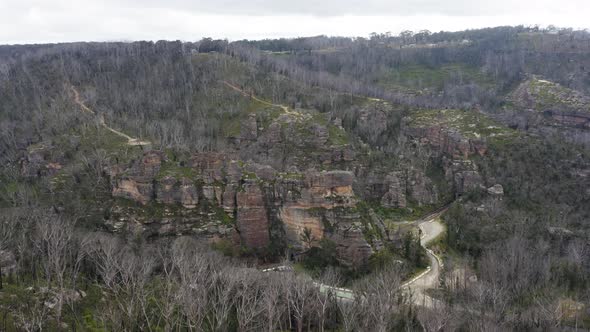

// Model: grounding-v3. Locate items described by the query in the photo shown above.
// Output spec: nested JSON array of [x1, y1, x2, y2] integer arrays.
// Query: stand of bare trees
[[0, 207, 425, 331]]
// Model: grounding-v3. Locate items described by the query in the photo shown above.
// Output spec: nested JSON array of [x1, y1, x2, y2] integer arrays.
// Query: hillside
[[0, 26, 590, 331]]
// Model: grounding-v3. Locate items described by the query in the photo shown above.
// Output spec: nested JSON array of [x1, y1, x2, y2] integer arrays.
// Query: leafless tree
[[354, 263, 406, 332], [172, 237, 211, 330], [261, 273, 286, 332], [12, 293, 51, 332], [32, 213, 76, 323], [315, 267, 340, 331], [206, 268, 237, 331], [152, 245, 181, 332], [286, 274, 317, 332], [234, 269, 266, 331], [417, 301, 452, 332], [336, 300, 359, 332]]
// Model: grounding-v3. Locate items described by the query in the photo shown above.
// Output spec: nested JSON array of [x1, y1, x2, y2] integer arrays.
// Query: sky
[[1, 0, 589, 44]]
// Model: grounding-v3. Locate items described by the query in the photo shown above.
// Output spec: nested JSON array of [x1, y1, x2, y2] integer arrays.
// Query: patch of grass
[[378, 63, 495, 93], [75, 126, 143, 165], [525, 78, 590, 113], [156, 160, 199, 181], [211, 238, 239, 257], [406, 108, 517, 141], [327, 124, 349, 146]]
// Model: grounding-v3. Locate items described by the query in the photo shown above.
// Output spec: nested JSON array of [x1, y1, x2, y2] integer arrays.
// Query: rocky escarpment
[[402, 119, 487, 159], [108, 150, 375, 266], [503, 77, 590, 146], [398, 108, 519, 201], [359, 167, 438, 209], [18, 92, 489, 269], [511, 77, 590, 116]]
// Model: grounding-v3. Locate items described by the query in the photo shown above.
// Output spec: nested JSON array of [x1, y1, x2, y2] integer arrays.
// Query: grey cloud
[[0, 0, 588, 44], [106, 0, 573, 17]]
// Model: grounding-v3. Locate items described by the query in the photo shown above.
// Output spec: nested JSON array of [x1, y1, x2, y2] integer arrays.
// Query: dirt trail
[[221, 81, 303, 118], [70, 86, 150, 146]]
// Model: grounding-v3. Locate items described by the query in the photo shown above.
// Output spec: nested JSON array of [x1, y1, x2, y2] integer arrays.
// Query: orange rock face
[[280, 170, 359, 250], [279, 207, 324, 247], [112, 178, 153, 205], [109, 151, 375, 266], [236, 181, 270, 249]]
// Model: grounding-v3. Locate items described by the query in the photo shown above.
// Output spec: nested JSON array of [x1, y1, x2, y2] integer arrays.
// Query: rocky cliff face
[[443, 158, 484, 197], [380, 171, 407, 208], [108, 149, 375, 266], [236, 180, 270, 248], [71, 95, 503, 268], [403, 124, 487, 159], [504, 77, 590, 146]]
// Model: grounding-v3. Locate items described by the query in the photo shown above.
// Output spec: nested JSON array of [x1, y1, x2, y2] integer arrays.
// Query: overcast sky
[[2, 0, 589, 44]]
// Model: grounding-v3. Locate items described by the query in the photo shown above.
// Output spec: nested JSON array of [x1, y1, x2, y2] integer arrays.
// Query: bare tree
[[206, 268, 237, 331], [261, 273, 286, 332], [286, 275, 317, 332], [354, 263, 406, 332], [153, 245, 181, 332], [336, 300, 359, 332], [32, 213, 76, 324], [417, 301, 452, 332], [234, 269, 266, 331], [315, 267, 340, 331]]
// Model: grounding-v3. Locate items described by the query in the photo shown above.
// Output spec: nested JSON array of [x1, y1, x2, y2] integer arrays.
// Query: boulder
[[487, 184, 504, 196]]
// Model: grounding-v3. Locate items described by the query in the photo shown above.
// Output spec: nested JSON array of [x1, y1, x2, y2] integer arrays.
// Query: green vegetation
[[406, 108, 517, 140], [327, 123, 349, 145], [358, 200, 438, 223], [523, 78, 590, 113], [378, 63, 495, 93], [156, 161, 199, 180]]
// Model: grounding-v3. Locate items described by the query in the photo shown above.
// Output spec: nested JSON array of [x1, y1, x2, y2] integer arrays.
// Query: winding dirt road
[[403, 218, 445, 307], [262, 208, 447, 305], [70, 86, 150, 146]]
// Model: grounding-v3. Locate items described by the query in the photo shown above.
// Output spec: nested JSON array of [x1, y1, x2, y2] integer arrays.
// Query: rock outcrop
[[109, 151, 374, 264], [404, 124, 487, 159], [156, 177, 199, 208], [487, 184, 504, 196], [280, 170, 357, 248], [503, 77, 590, 146], [408, 168, 438, 205], [381, 171, 407, 208], [236, 180, 270, 248], [443, 158, 484, 196], [111, 150, 167, 204]]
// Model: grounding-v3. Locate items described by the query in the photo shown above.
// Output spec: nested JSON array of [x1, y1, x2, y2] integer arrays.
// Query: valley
[[0, 26, 589, 331]]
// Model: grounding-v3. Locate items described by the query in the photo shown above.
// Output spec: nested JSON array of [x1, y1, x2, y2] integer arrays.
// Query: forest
[[0, 26, 589, 331]]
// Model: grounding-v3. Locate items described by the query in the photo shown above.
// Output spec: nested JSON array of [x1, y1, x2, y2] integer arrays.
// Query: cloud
[[107, 0, 586, 17], [0, 0, 588, 44]]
